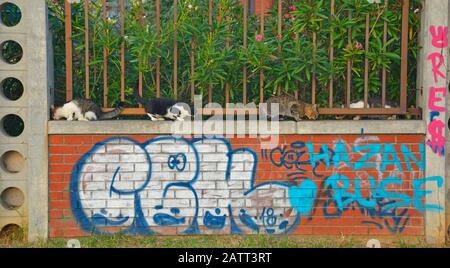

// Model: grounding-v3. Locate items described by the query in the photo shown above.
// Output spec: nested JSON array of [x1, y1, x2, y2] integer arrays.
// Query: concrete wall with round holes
[[0, 0, 49, 241]]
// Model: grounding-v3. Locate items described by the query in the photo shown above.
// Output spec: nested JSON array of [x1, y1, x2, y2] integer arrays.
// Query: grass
[[0, 232, 446, 248]]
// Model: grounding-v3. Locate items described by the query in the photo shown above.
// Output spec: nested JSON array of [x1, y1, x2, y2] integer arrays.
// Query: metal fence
[[62, 0, 420, 117]]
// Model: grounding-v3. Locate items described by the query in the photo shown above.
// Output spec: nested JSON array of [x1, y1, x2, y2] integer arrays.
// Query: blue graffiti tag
[[71, 136, 300, 235]]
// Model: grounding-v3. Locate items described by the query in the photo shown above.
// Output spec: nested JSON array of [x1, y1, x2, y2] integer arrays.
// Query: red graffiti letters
[[430, 25, 448, 48], [427, 52, 446, 83], [426, 25, 447, 156], [428, 87, 447, 112]]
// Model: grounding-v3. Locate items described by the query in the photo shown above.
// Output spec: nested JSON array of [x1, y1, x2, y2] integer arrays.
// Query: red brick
[[254, 0, 273, 15], [367, 135, 396, 143], [49, 146, 79, 154], [49, 183, 69, 191], [49, 210, 63, 219], [311, 136, 336, 143], [231, 137, 259, 144], [410, 217, 424, 226], [63, 228, 87, 238], [409, 144, 424, 152], [64, 155, 82, 163], [292, 226, 313, 235], [368, 227, 392, 235], [63, 209, 74, 218], [313, 226, 369, 235], [49, 219, 78, 229], [63, 192, 71, 200], [49, 173, 71, 183], [49, 164, 74, 173], [64, 136, 93, 145], [49, 227, 63, 238], [49, 155, 64, 163], [92, 135, 113, 143], [49, 135, 63, 144], [400, 227, 424, 236], [396, 135, 424, 143], [77, 146, 94, 154], [49, 192, 63, 200], [50, 200, 71, 209]]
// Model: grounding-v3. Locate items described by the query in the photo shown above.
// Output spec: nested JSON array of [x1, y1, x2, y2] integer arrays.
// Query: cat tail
[[99, 102, 125, 120], [134, 80, 146, 105]]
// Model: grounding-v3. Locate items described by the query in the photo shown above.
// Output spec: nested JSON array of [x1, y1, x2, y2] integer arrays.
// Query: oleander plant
[[47, 0, 422, 109]]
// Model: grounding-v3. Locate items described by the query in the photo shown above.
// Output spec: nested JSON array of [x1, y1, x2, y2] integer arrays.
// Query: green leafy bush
[[48, 0, 421, 109]]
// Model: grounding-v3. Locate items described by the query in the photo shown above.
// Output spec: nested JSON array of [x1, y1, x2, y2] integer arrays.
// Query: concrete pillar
[[446, 0, 450, 244], [0, 0, 49, 242], [419, 0, 449, 244], [26, 0, 49, 241]]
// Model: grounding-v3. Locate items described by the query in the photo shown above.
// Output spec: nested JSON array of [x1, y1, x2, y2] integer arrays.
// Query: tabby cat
[[263, 94, 319, 121], [51, 99, 125, 121]]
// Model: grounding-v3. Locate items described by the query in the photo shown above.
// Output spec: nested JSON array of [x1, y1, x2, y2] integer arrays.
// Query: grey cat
[[51, 99, 125, 121], [262, 94, 319, 121]]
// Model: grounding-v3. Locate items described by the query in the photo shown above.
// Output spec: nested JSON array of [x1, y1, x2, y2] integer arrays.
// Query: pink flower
[[284, 13, 291, 19], [355, 41, 364, 50], [256, 35, 264, 42], [288, 5, 297, 11]]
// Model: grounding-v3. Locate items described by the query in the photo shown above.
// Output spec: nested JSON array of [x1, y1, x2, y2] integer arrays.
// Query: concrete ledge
[[48, 120, 426, 135]]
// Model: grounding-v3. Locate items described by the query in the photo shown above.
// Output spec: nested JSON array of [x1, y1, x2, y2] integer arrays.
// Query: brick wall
[[48, 134, 427, 237]]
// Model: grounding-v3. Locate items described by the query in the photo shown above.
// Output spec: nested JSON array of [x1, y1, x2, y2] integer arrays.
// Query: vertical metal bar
[[84, 0, 90, 99], [277, 0, 282, 95], [225, 15, 230, 107], [243, 0, 248, 104], [138, 0, 143, 107], [364, 14, 370, 108], [400, 0, 410, 113], [120, 0, 125, 102], [346, 12, 352, 107], [102, 0, 108, 107], [382, 0, 388, 108], [259, 0, 264, 104], [329, 0, 335, 108], [156, 0, 161, 97], [191, 40, 195, 102], [173, 0, 178, 98], [208, 0, 213, 103], [64, 0, 73, 101], [312, 32, 316, 105]]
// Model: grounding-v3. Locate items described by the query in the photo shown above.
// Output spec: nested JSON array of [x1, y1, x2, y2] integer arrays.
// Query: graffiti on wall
[[426, 25, 447, 156], [70, 136, 443, 235], [263, 136, 442, 234], [71, 137, 301, 235]]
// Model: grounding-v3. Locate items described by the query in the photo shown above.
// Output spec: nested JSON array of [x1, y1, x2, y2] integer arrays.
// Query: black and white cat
[[134, 81, 193, 121], [51, 99, 124, 121]]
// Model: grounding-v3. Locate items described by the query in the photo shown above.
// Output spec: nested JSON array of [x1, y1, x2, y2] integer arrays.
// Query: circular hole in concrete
[[1, 114, 24, 137], [0, 187, 24, 210], [1, 151, 25, 173], [1, 40, 23, 64], [1, 77, 23, 101], [0, 224, 24, 241], [0, 3, 22, 27]]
